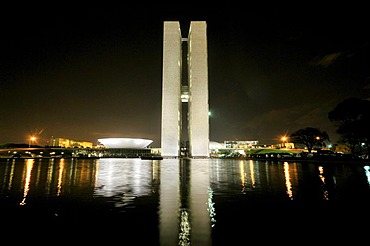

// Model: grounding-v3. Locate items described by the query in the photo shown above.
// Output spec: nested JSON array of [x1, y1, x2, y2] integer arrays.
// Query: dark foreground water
[[1, 157, 370, 245]]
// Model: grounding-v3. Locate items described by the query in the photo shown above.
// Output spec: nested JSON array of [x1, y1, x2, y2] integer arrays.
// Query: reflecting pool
[[1, 158, 369, 245]]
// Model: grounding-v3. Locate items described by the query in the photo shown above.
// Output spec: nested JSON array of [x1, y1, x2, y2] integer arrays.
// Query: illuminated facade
[[98, 138, 153, 149], [161, 21, 209, 158], [224, 140, 259, 149], [50, 137, 93, 148]]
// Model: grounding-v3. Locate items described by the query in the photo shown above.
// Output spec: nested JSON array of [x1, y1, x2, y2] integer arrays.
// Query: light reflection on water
[[94, 158, 156, 207], [1, 158, 370, 244], [364, 166, 370, 184]]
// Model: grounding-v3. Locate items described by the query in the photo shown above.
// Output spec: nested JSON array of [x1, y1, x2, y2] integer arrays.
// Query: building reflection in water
[[94, 158, 158, 207], [188, 159, 212, 245], [158, 158, 212, 246], [1, 158, 370, 244], [158, 158, 212, 245], [159, 159, 179, 245]]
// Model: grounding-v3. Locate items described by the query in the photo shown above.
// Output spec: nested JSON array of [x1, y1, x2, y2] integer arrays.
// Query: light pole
[[315, 136, 321, 148], [281, 136, 287, 148], [29, 136, 36, 148]]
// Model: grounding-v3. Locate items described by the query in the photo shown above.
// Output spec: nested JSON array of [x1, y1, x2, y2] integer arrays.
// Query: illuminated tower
[[161, 21, 209, 158]]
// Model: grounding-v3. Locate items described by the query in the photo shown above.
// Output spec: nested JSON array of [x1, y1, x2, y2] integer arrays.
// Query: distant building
[[224, 140, 259, 149], [50, 137, 93, 148], [280, 142, 295, 149], [209, 140, 259, 158]]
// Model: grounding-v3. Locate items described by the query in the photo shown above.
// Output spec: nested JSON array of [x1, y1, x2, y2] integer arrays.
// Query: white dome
[[98, 138, 153, 149]]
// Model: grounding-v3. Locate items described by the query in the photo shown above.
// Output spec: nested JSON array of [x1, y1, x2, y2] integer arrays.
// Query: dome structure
[[98, 138, 153, 149]]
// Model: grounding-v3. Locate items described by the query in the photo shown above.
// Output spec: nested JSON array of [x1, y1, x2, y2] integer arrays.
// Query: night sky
[[1, 6, 369, 147]]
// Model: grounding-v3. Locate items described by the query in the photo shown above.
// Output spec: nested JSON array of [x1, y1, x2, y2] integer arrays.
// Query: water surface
[[1, 158, 369, 245]]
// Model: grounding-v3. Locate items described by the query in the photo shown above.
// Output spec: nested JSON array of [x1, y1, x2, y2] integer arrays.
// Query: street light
[[281, 136, 287, 148], [29, 136, 36, 148]]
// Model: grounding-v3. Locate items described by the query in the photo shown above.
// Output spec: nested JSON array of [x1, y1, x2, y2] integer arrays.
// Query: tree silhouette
[[290, 127, 330, 153], [328, 97, 370, 157]]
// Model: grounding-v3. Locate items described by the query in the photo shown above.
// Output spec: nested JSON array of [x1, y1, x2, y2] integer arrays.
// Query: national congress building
[[161, 21, 209, 158]]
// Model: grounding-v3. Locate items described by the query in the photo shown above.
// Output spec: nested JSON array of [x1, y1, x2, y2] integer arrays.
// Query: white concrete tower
[[161, 21, 209, 158], [187, 21, 209, 158], [161, 21, 182, 157]]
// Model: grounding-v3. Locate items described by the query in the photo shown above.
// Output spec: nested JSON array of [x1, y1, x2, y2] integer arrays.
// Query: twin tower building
[[161, 21, 209, 158]]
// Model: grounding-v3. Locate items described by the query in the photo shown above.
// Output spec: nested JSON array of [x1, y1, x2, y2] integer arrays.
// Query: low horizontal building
[[224, 140, 259, 149], [50, 137, 93, 148]]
